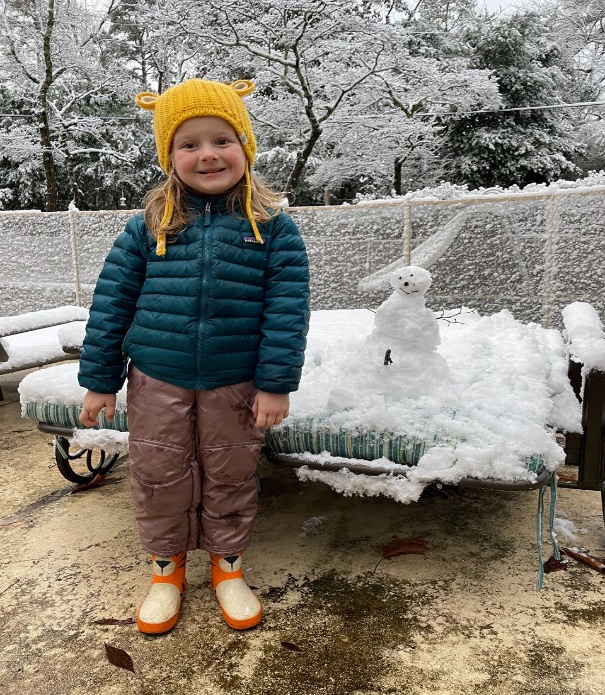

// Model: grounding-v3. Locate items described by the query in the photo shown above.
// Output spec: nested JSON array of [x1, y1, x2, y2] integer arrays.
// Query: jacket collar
[[184, 191, 230, 214]]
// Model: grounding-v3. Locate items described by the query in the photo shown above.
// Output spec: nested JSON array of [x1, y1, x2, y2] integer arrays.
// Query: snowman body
[[371, 267, 440, 354], [328, 266, 449, 409]]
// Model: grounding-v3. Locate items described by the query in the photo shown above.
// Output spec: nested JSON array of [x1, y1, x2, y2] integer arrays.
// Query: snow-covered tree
[[135, 0, 499, 202], [0, 0, 144, 210], [441, 12, 585, 188], [531, 0, 605, 174]]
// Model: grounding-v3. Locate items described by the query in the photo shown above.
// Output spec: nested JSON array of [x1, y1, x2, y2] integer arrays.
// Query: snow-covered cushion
[[264, 417, 545, 472], [21, 399, 127, 432], [19, 362, 127, 431]]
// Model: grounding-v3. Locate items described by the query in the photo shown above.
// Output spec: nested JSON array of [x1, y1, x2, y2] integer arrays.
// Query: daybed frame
[[34, 361, 605, 522]]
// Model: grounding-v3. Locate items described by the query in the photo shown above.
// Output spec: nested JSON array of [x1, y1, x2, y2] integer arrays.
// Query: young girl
[[77, 78, 310, 634]]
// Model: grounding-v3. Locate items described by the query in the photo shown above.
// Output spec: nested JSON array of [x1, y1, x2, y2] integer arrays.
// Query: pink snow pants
[[126, 365, 265, 557]]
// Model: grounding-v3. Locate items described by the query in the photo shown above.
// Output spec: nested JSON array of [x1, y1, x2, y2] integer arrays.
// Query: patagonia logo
[[243, 235, 262, 244]]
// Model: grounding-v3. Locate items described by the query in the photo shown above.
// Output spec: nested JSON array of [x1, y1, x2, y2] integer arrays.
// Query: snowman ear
[[230, 80, 255, 97], [135, 92, 160, 110]]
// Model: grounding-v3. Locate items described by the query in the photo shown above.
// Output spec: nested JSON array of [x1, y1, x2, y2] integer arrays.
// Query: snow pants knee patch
[[199, 440, 263, 554], [129, 438, 200, 555]]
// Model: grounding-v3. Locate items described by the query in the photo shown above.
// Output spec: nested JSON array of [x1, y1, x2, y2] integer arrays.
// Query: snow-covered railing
[[0, 306, 88, 400]]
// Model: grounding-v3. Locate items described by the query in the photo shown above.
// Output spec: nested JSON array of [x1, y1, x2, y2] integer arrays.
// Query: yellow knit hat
[[135, 79, 262, 253]]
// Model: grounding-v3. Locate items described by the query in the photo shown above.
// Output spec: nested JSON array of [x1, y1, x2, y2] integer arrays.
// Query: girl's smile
[[171, 116, 247, 195]]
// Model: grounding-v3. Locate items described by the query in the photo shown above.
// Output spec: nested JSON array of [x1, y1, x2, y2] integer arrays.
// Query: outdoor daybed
[[17, 302, 605, 586]]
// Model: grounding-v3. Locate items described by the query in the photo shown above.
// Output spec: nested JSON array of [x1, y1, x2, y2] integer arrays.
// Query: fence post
[[68, 202, 82, 307], [542, 194, 558, 328], [404, 202, 412, 265]]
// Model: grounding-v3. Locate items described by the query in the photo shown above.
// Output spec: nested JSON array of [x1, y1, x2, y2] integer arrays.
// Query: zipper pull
[[204, 202, 211, 227]]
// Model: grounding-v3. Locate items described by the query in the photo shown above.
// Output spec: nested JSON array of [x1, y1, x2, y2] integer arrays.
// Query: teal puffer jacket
[[78, 195, 310, 395]]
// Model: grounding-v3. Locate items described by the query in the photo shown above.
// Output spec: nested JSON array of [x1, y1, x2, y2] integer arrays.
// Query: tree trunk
[[285, 126, 321, 203], [38, 94, 59, 211], [394, 157, 404, 196], [40, 0, 59, 211]]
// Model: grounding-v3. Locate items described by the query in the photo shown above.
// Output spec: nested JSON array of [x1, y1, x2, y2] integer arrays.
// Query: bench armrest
[[0, 306, 88, 339], [562, 302, 605, 372]]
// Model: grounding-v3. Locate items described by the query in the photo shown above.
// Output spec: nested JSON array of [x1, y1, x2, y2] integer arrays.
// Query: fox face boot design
[[210, 553, 262, 630], [137, 552, 187, 634]]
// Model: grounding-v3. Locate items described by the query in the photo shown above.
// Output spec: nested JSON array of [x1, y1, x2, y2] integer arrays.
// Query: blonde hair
[[143, 170, 285, 241]]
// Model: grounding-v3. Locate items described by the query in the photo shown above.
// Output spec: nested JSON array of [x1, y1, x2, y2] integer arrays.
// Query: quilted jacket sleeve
[[255, 212, 310, 393], [78, 216, 149, 394]]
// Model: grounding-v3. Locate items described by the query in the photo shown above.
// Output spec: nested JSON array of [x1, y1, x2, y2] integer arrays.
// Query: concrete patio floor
[[1, 367, 604, 695]]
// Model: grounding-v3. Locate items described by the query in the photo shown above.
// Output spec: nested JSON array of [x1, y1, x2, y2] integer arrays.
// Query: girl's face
[[171, 116, 246, 196]]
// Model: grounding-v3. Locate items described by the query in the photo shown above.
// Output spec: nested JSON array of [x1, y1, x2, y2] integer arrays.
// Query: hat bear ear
[[230, 80, 255, 97], [135, 92, 160, 110]]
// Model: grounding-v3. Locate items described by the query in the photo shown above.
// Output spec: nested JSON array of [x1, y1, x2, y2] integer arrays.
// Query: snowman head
[[389, 266, 432, 296]]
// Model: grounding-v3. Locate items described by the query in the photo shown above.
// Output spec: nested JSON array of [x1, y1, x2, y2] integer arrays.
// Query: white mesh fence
[[1, 186, 603, 328]]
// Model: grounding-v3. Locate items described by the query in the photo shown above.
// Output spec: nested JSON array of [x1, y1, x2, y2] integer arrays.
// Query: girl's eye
[[216, 138, 231, 145], [182, 142, 196, 149]]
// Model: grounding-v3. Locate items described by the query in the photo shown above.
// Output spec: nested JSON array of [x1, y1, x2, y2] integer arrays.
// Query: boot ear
[[135, 92, 160, 110], [230, 80, 255, 97]]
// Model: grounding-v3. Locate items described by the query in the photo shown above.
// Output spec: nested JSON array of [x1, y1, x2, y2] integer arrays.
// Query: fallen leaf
[[72, 476, 124, 494], [556, 473, 577, 483], [94, 618, 136, 626], [105, 643, 135, 673], [281, 641, 302, 653], [561, 547, 605, 575], [72, 475, 107, 493], [382, 536, 429, 559], [543, 555, 569, 573]]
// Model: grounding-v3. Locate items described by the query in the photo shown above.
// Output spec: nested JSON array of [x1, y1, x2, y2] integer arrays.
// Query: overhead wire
[[3, 98, 605, 122]]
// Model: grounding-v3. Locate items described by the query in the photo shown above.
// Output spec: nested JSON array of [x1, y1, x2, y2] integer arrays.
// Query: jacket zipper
[[197, 201, 213, 378]]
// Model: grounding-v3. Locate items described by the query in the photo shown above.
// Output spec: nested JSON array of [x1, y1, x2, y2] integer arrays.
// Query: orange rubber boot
[[210, 553, 262, 630], [137, 552, 187, 634]]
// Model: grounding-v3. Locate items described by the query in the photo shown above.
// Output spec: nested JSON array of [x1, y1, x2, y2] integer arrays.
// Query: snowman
[[328, 266, 449, 409], [372, 266, 440, 354]]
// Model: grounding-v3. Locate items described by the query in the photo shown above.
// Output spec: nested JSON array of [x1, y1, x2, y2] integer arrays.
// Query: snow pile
[[71, 428, 128, 454], [1, 327, 73, 372], [57, 321, 86, 351], [561, 301, 605, 372], [16, 303, 585, 504], [284, 304, 582, 503], [18, 362, 127, 408]]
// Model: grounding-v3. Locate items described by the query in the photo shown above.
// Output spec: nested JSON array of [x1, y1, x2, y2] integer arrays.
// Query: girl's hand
[[79, 390, 117, 427], [252, 391, 289, 428]]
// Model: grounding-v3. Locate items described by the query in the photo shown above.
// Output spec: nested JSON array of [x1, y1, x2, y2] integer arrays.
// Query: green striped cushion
[[21, 400, 128, 432], [22, 400, 544, 472], [264, 417, 545, 472]]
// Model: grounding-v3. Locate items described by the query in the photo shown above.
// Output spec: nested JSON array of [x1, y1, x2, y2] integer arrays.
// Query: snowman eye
[[398, 276, 402, 279], [404, 282, 409, 286]]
